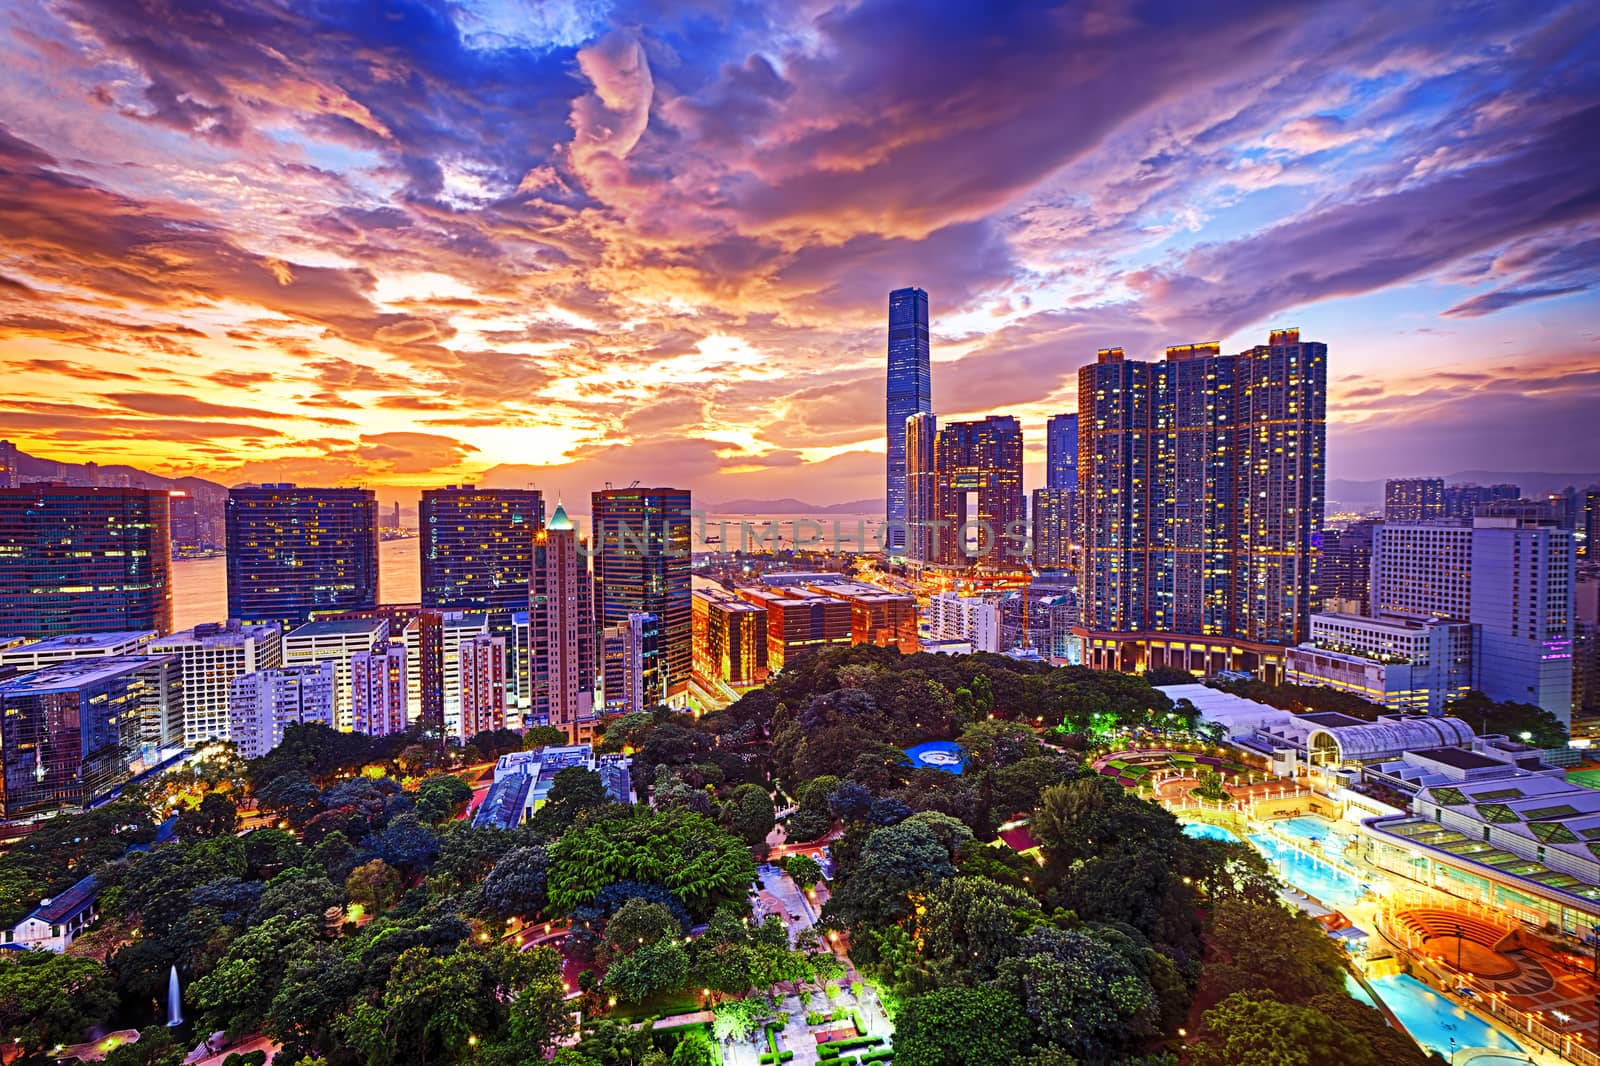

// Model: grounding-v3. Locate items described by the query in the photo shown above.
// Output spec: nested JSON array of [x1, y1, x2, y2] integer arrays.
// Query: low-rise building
[[926, 592, 1000, 653], [473, 744, 632, 829], [1285, 612, 1473, 715], [736, 586, 852, 673], [4, 875, 98, 951], [0, 630, 158, 673], [228, 661, 336, 759]]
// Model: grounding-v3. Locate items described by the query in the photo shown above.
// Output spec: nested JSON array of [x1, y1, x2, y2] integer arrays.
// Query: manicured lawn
[[606, 987, 707, 1022]]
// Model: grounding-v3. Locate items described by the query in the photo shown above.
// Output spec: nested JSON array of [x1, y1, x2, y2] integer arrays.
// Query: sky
[[0, 0, 1596, 507]]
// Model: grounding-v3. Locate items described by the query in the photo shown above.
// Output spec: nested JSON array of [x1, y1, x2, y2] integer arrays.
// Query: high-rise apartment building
[[1031, 488, 1076, 572], [0, 655, 183, 819], [928, 416, 1025, 569], [602, 612, 658, 714], [1077, 331, 1327, 675], [151, 622, 282, 745], [1470, 515, 1575, 721], [904, 412, 938, 564], [1583, 489, 1599, 559], [591, 487, 691, 701], [1385, 478, 1445, 522], [1444, 483, 1521, 522], [885, 287, 932, 554], [401, 611, 486, 737], [0, 484, 173, 638], [351, 641, 408, 737], [225, 485, 378, 631], [1317, 519, 1380, 614], [229, 662, 336, 760], [1045, 414, 1079, 492], [529, 504, 595, 742], [419, 486, 544, 612], [459, 633, 507, 740], [926, 592, 1001, 653], [692, 587, 767, 690], [283, 617, 389, 731]]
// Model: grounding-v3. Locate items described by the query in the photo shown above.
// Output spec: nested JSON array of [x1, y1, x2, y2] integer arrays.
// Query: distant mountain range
[[3, 444, 230, 543], [709, 497, 883, 515]]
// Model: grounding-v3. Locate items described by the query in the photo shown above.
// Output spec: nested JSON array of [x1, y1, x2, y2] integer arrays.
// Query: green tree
[[414, 774, 475, 823], [600, 899, 682, 964], [894, 986, 1030, 1066], [994, 927, 1159, 1058], [547, 808, 755, 918], [178, 792, 240, 841], [780, 854, 823, 889], [101, 1026, 183, 1066], [523, 725, 569, 749], [726, 784, 776, 849], [669, 1028, 716, 1066], [822, 812, 972, 933], [603, 938, 691, 1003], [0, 951, 117, 1054], [482, 845, 550, 919], [1448, 691, 1568, 747], [346, 858, 403, 914], [190, 914, 322, 1036], [483, 947, 573, 1064], [1200, 899, 1345, 1004], [913, 875, 1041, 983], [1190, 991, 1365, 1066]]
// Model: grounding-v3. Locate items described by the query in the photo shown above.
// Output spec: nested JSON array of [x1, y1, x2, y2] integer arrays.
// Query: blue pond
[[1366, 974, 1523, 1058], [902, 741, 966, 775]]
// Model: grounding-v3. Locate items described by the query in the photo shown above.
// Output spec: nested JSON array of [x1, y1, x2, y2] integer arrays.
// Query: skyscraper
[[529, 503, 594, 741], [458, 633, 507, 739], [602, 612, 659, 714], [1077, 331, 1327, 675], [1316, 519, 1379, 613], [1385, 478, 1445, 522], [1443, 483, 1521, 522], [1031, 487, 1076, 571], [1469, 514, 1575, 721], [931, 416, 1025, 569], [591, 487, 691, 701], [885, 287, 932, 554], [1045, 414, 1079, 492], [351, 641, 408, 736], [0, 484, 173, 638], [225, 485, 378, 631], [0, 440, 17, 489], [904, 412, 938, 565], [1369, 524, 1474, 621], [419, 486, 544, 613]]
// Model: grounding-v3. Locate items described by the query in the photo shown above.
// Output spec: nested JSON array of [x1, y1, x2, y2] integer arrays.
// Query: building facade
[[1046, 413, 1078, 492], [459, 633, 508, 740], [904, 411, 939, 564], [885, 287, 932, 555], [228, 662, 336, 760], [927, 592, 1001, 653], [1285, 612, 1473, 714], [0, 485, 173, 638], [0, 631, 157, 673], [1444, 483, 1521, 522], [602, 612, 659, 714], [692, 587, 767, 689], [225, 485, 378, 631], [283, 618, 389, 732], [591, 487, 691, 701], [1470, 516, 1575, 721], [1385, 478, 1445, 522], [1317, 519, 1379, 614], [1370, 523, 1474, 621], [151, 621, 283, 745], [351, 641, 408, 736], [737, 587, 852, 673], [1031, 487, 1076, 572], [929, 416, 1026, 569], [419, 485, 543, 613], [1076, 331, 1327, 667], [529, 504, 594, 742]]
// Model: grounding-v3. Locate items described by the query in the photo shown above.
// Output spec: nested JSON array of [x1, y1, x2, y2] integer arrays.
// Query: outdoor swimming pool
[[1272, 813, 1352, 847], [1366, 973, 1523, 1058], [1247, 830, 1367, 909], [1181, 821, 1241, 843]]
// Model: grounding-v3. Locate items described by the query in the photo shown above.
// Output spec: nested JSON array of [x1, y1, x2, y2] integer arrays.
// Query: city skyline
[[0, 1, 1596, 504]]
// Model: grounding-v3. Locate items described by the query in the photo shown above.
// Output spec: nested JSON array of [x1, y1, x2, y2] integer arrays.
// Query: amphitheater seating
[[1393, 908, 1522, 978]]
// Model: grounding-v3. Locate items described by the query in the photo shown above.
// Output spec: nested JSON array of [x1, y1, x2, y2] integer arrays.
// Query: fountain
[[166, 965, 183, 1027]]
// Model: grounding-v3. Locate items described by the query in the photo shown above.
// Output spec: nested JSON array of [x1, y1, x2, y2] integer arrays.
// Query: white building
[[1285, 612, 1473, 715], [459, 633, 507, 740], [283, 618, 389, 731], [229, 661, 336, 759], [1471, 515, 1575, 722], [1370, 523, 1474, 621], [5, 875, 98, 952], [151, 621, 282, 744], [402, 611, 487, 735], [351, 641, 408, 737], [926, 592, 1000, 653], [0, 630, 157, 672]]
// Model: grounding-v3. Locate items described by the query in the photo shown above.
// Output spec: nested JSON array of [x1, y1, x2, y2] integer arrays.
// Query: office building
[[1370, 523, 1474, 621], [459, 633, 508, 740], [1385, 478, 1445, 522], [0, 631, 157, 673], [1285, 612, 1473, 714], [1575, 571, 1599, 716], [1076, 331, 1327, 674], [792, 578, 918, 652], [529, 503, 594, 742], [904, 412, 938, 564], [351, 641, 408, 737], [926, 592, 1001, 653], [419, 485, 544, 613], [1317, 520, 1379, 614], [1045, 414, 1078, 492], [283, 617, 389, 731], [591, 487, 691, 701], [692, 587, 767, 689], [929, 415, 1026, 569], [1444, 483, 1521, 522], [0, 655, 183, 820], [0, 485, 172, 638], [151, 622, 282, 745], [737, 586, 852, 673], [229, 662, 336, 760], [885, 287, 932, 555], [1584, 489, 1599, 559], [1031, 488, 1076, 572], [225, 485, 378, 631], [602, 612, 658, 714], [169, 491, 200, 548], [0, 440, 17, 489], [1470, 515, 1575, 721]]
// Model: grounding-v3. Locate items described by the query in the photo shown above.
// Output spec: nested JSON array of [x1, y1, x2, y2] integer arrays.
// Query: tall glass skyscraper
[[591, 487, 691, 702], [225, 485, 379, 631], [0, 484, 173, 638], [885, 287, 931, 554], [1045, 414, 1078, 492], [419, 485, 544, 612]]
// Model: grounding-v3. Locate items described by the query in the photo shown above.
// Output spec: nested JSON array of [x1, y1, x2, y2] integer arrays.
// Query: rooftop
[[0, 654, 176, 694], [22, 875, 98, 926], [1, 631, 157, 653], [286, 618, 388, 639], [1409, 746, 1504, 771], [155, 621, 279, 646]]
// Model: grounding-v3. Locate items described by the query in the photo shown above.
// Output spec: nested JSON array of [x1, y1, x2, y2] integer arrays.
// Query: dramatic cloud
[[0, 0, 1594, 505]]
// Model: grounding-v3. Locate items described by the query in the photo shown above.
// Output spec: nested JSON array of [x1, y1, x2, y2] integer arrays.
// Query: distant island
[[710, 497, 883, 515]]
